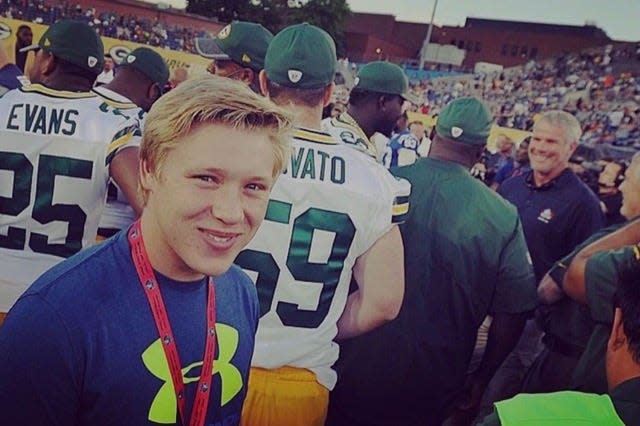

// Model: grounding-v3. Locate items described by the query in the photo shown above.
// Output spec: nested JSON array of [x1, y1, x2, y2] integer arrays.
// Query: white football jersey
[[236, 127, 410, 390], [93, 86, 144, 232], [322, 112, 378, 160], [0, 84, 140, 311]]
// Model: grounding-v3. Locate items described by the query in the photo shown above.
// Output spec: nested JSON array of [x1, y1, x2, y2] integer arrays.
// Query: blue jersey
[[382, 130, 422, 168], [0, 230, 259, 426]]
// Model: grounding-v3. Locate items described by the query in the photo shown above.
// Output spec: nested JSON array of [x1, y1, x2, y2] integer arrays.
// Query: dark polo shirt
[[499, 168, 604, 283]]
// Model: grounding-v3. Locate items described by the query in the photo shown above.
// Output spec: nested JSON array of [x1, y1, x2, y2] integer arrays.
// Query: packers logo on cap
[[218, 25, 231, 40], [451, 126, 464, 138], [241, 53, 251, 64], [44, 38, 51, 47], [126, 55, 136, 63], [0, 23, 11, 40], [287, 69, 303, 84], [88, 56, 98, 68]]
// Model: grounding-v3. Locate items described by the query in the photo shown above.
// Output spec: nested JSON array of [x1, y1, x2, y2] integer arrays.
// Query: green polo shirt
[[571, 244, 640, 392], [537, 224, 625, 357], [329, 158, 537, 426]]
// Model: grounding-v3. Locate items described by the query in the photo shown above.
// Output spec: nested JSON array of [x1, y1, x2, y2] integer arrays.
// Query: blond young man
[[0, 75, 293, 426]]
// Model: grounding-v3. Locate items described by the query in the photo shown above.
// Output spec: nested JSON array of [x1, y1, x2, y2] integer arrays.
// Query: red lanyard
[[128, 220, 216, 426]]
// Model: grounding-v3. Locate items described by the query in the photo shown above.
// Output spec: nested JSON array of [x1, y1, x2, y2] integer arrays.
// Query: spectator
[[14, 24, 32, 72], [94, 53, 114, 86], [491, 137, 531, 190], [382, 113, 423, 168], [485, 134, 515, 186], [0, 74, 295, 425]]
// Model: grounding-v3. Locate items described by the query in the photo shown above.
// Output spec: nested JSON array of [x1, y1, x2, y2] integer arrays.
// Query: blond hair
[[140, 75, 294, 204], [533, 110, 582, 145]]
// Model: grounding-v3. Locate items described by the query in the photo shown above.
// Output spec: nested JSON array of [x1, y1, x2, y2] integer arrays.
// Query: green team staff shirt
[[571, 244, 640, 393], [330, 158, 537, 426]]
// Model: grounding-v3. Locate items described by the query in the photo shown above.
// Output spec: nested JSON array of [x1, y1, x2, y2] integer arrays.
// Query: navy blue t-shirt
[[499, 168, 604, 282], [0, 230, 259, 426]]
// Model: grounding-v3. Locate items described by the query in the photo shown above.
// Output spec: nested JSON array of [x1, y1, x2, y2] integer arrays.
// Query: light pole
[[419, 0, 439, 70]]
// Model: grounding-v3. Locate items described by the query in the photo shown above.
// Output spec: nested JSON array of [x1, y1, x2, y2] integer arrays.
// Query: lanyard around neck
[[128, 220, 217, 426]]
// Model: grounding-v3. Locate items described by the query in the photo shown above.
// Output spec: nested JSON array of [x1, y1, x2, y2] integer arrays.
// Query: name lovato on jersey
[[284, 145, 346, 184], [6, 104, 79, 136]]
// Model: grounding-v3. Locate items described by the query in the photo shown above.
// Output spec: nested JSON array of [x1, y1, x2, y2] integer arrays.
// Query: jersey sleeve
[[0, 295, 80, 425], [549, 225, 621, 288], [362, 164, 411, 251], [490, 216, 538, 314], [585, 245, 640, 324], [105, 118, 141, 166]]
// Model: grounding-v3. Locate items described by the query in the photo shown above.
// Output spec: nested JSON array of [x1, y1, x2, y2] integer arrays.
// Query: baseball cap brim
[[401, 92, 422, 106], [195, 38, 230, 60], [18, 44, 40, 53]]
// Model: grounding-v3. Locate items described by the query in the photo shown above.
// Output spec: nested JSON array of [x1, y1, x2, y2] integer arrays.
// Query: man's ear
[[139, 158, 156, 193], [378, 94, 390, 112], [608, 308, 627, 353], [147, 83, 161, 104], [42, 52, 56, 76], [322, 82, 335, 107], [258, 70, 269, 98], [240, 68, 254, 85]]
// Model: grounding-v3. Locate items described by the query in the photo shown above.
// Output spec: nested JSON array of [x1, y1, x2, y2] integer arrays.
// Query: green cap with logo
[[352, 61, 415, 102], [120, 47, 170, 89], [195, 21, 273, 72], [20, 19, 104, 75], [435, 97, 494, 145], [265, 23, 336, 89]]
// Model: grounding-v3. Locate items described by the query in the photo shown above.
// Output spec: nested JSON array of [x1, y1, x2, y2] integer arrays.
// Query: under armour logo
[[142, 323, 243, 423]]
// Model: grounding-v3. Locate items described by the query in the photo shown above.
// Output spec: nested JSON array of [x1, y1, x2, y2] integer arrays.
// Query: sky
[[147, 0, 640, 42]]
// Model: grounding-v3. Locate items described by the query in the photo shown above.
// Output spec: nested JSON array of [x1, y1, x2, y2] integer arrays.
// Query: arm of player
[[110, 146, 144, 215], [537, 272, 564, 304], [335, 225, 404, 340], [450, 311, 529, 425], [564, 219, 640, 303]]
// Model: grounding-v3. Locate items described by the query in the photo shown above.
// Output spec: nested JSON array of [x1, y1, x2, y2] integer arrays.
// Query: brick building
[[55, 0, 223, 34], [344, 13, 616, 68]]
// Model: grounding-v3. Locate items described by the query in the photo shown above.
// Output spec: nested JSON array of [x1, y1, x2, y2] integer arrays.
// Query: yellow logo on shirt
[[142, 323, 243, 424]]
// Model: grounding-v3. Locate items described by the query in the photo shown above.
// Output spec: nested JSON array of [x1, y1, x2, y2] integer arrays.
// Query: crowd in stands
[[406, 43, 640, 150], [0, 0, 211, 52], [2, 1, 639, 152]]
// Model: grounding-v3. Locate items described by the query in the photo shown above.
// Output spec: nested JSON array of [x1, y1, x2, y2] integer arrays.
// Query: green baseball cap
[[120, 47, 170, 89], [265, 23, 336, 89], [20, 20, 103, 75], [352, 61, 414, 102], [195, 21, 273, 72], [435, 97, 494, 146]]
